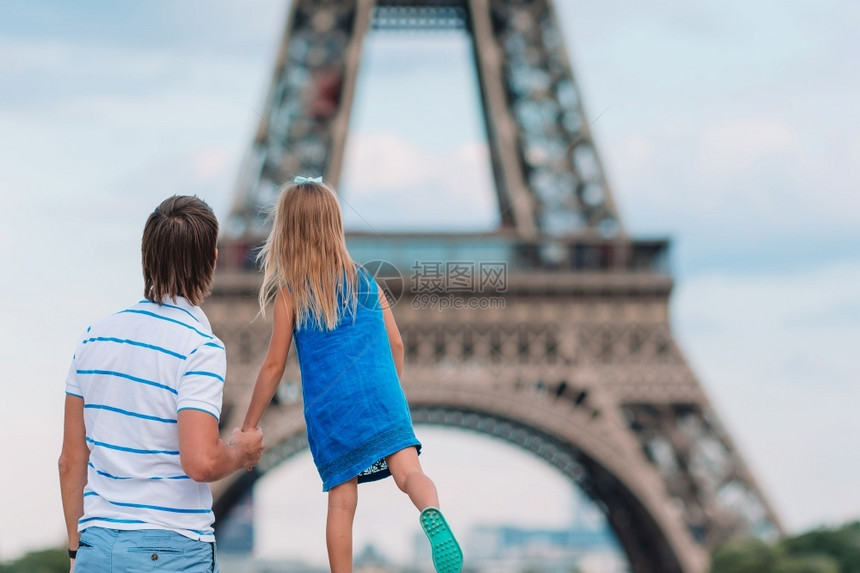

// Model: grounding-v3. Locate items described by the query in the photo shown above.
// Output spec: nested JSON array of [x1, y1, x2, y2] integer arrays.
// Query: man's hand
[[229, 427, 264, 470], [178, 411, 262, 481]]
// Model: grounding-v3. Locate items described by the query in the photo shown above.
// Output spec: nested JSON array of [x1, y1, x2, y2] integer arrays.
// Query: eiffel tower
[[205, 1, 781, 571]]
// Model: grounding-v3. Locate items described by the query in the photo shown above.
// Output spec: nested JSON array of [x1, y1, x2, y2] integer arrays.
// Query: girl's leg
[[386, 447, 439, 510], [326, 477, 358, 573]]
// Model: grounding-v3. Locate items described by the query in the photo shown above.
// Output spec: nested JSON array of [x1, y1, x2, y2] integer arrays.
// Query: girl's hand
[[229, 427, 264, 470]]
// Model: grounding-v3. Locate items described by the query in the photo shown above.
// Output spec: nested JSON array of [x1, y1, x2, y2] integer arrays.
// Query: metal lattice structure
[[208, 1, 781, 571], [226, 0, 620, 244]]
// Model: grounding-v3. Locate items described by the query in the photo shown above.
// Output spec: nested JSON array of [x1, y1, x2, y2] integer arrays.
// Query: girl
[[242, 177, 463, 573]]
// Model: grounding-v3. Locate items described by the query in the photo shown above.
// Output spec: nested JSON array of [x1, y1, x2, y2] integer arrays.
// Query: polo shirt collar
[[164, 296, 211, 330]]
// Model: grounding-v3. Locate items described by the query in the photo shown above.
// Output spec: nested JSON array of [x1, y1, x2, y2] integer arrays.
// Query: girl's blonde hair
[[257, 180, 358, 330]]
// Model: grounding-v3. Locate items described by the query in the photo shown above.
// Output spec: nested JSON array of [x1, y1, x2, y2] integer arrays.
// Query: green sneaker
[[419, 506, 463, 573]]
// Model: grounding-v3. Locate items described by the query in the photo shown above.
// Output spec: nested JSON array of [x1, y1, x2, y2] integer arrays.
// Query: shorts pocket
[[125, 538, 212, 572], [74, 529, 113, 573], [77, 527, 101, 549], [127, 547, 183, 554]]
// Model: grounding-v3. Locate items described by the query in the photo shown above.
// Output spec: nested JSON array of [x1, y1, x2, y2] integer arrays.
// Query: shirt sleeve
[[64, 329, 89, 398], [177, 341, 226, 421], [64, 356, 82, 398]]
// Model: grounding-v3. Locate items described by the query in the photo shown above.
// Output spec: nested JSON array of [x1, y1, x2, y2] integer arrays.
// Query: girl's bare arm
[[379, 287, 404, 378], [243, 288, 295, 430]]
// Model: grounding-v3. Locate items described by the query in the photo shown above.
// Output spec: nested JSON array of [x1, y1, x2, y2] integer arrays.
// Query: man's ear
[[214, 248, 219, 263]]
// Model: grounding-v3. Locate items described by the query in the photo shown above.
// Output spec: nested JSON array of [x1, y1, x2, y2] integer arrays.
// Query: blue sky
[[1, 0, 858, 566]]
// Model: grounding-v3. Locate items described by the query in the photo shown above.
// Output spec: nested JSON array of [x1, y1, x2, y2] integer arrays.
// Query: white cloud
[[339, 132, 498, 231], [605, 112, 860, 248], [618, 134, 657, 167], [557, 0, 860, 255], [698, 117, 799, 172], [0, 37, 172, 78], [191, 146, 233, 180], [0, 39, 266, 210], [0, 179, 11, 244], [347, 32, 488, 151]]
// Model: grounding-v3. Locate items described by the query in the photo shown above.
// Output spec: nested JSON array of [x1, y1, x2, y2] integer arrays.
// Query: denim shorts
[[75, 527, 219, 572]]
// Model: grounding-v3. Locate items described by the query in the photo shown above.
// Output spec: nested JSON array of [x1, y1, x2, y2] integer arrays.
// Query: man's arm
[[178, 412, 262, 483], [177, 328, 263, 482], [58, 394, 88, 561]]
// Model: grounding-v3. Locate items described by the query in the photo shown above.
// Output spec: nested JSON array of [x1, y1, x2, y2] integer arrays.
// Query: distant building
[[356, 543, 398, 573], [413, 523, 628, 573], [218, 556, 328, 573], [217, 544, 400, 573]]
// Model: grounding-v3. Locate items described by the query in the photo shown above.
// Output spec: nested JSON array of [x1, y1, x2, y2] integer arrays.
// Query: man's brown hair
[[142, 195, 218, 307]]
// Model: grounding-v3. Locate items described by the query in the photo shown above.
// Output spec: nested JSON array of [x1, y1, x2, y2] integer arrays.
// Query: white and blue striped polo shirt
[[64, 297, 226, 542]]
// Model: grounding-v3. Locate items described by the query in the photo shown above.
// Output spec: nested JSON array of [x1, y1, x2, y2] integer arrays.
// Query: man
[[59, 195, 263, 572]]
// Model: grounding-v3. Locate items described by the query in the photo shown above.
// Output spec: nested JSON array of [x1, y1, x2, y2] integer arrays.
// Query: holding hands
[[230, 427, 264, 471]]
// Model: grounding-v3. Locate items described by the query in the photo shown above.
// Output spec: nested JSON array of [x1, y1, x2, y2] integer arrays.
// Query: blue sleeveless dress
[[293, 266, 421, 491]]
